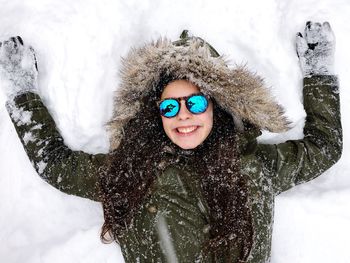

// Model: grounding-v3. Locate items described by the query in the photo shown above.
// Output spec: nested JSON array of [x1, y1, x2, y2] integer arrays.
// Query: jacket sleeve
[[256, 75, 342, 195], [6, 92, 107, 201]]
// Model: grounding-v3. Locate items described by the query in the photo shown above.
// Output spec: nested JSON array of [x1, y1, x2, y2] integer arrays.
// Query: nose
[[177, 100, 192, 120]]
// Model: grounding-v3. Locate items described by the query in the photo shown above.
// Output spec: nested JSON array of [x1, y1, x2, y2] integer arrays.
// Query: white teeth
[[177, 126, 197, 134]]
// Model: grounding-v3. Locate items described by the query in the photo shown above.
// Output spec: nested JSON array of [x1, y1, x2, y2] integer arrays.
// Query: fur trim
[[108, 37, 289, 150]]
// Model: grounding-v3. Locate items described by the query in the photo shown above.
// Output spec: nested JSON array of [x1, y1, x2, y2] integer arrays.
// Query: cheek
[[202, 105, 214, 130], [204, 116, 213, 135], [161, 117, 172, 134]]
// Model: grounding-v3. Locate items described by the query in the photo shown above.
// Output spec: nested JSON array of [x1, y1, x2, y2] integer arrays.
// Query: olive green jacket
[[6, 75, 342, 262]]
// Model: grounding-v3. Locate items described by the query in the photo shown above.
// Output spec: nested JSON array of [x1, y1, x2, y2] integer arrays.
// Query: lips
[[175, 125, 199, 135]]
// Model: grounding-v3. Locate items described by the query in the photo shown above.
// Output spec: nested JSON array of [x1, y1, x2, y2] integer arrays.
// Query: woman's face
[[160, 79, 213, 149]]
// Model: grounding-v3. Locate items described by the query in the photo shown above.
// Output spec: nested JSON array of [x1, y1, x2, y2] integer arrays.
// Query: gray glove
[[296, 21, 335, 77], [0, 36, 38, 99]]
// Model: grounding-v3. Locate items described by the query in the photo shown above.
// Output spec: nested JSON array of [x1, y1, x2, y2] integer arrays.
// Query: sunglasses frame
[[157, 92, 209, 118]]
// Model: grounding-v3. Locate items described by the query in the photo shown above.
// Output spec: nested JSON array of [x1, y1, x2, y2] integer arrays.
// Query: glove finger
[[314, 22, 322, 28], [321, 21, 335, 43], [323, 21, 331, 30], [296, 33, 308, 57], [10, 37, 18, 48], [21, 45, 36, 71], [3, 38, 17, 52], [305, 21, 322, 44], [29, 46, 39, 72], [16, 36, 24, 46], [2, 40, 15, 55], [306, 21, 311, 28], [0, 37, 25, 64]]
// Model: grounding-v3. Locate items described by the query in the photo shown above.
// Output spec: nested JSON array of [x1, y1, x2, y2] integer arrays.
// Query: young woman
[[0, 21, 342, 262]]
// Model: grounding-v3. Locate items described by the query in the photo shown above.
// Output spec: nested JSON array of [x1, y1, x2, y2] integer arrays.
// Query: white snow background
[[0, 0, 349, 262]]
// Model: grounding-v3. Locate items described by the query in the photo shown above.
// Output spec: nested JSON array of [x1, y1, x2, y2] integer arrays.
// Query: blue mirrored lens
[[159, 99, 180, 117], [187, 95, 208, 114]]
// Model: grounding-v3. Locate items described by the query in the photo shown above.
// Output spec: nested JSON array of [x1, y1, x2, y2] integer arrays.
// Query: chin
[[177, 143, 198, 150], [173, 139, 202, 150]]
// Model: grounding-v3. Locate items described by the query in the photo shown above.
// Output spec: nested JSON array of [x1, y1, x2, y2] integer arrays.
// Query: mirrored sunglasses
[[158, 93, 209, 118]]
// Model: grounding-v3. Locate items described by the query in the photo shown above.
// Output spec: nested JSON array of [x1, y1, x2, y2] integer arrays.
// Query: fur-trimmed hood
[[108, 32, 289, 150]]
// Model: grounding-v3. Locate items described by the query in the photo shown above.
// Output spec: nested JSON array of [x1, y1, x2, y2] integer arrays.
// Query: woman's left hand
[[296, 21, 335, 77]]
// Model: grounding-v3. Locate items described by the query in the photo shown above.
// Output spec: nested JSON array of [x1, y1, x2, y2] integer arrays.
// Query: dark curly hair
[[99, 75, 253, 262]]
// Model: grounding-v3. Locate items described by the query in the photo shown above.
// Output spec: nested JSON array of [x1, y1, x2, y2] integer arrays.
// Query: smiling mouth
[[176, 125, 199, 134]]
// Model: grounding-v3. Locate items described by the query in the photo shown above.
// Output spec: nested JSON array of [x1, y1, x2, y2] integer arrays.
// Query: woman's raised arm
[[256, 22, 342, 195], [1, 37, 106, 201]]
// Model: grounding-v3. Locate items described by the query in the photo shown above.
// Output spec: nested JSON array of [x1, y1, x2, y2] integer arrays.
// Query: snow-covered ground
[[0, 0, 349, 262]]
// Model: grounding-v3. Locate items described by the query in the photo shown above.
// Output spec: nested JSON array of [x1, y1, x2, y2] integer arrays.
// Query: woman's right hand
[[0, 36, 38, 100]]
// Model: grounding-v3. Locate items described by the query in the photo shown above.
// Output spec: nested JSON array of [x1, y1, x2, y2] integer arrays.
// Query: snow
[[157, 215, 178, 263], [0, 0, 349, 262]]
